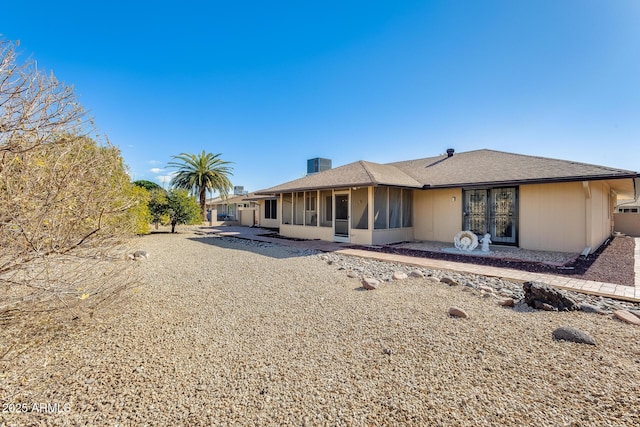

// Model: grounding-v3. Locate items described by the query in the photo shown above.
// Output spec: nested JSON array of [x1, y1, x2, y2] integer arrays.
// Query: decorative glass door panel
[[463, 190, 487, 235], [463, 188, 518, 245], [489, 188, 516, 244]]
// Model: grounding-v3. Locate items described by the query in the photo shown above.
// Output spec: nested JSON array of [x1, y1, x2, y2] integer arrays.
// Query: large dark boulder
[[522, 281, 578, 312]]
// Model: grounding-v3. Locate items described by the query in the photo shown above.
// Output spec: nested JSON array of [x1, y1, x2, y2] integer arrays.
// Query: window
[[374, 187, 388, 229], [402, 189, 413, 227], [293, 192, 304, 225], [373, 187, 412, 229], [265, 199, 277, 219], [305, 191, 317, 226], [282, 193, 292, 224], [619, 208, 639, 213], [351, 188, 369, 229], [389, 188, 402, 228], [319, 190, 332, 227]]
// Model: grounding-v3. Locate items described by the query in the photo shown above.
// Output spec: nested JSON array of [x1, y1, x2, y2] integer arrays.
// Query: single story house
[[255, 149, 639, 254], [206, 194, 256, 221]]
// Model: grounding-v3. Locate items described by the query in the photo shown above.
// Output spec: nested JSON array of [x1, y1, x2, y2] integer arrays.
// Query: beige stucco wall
[[586, 181, 613, 250], [614, 213, 640, 236], [519, 182, 585, 253], [257, 201, 279, 228], [260, 217, 279, 228], [348, 228, 370, 245], [280, 224, 334, 241], [520, 181, 613, 253], [238, 207, 258, 227], [413, 188, 462, 243], [372, 228, 413, 245], [208, 209, 218, 225]]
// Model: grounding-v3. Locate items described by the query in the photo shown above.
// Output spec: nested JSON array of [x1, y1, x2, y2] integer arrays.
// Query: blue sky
[[2, 0, 639, 192]]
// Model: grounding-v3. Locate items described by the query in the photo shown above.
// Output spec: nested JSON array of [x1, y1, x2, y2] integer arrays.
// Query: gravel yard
[[2, 230, 640, 426]]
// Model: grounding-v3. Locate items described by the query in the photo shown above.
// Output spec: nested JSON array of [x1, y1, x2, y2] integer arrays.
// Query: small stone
[[579, 303, 608, 315], [85, 378, 95, 385], [441, 277, 459, 286], [361, 277, 380, 290], [392, 272, 408, 281], [346, 271, 359, 279], [448, 307, 469, 319], [613, 310, 640, 326], [498, 288, 514, 297], [478, 285, 494, 293], [498, 298, 515, 307], [133, 250, 149, 260], [382, 348, 393, 355], [409, 270, 424, 278], [552, 327, 596, 345]]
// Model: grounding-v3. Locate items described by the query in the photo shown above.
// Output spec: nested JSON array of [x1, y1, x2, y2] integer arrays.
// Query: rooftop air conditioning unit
[[307, 158, 332, 175]]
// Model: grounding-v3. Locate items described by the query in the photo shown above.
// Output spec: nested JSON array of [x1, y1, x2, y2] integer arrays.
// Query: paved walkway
[[198, 226, 640, 303]]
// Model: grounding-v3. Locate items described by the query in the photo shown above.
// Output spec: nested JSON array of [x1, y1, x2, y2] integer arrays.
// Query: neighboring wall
[[614, 213, 640, 237], [413, 188, 462, 243], [238, 207, 258, 227]]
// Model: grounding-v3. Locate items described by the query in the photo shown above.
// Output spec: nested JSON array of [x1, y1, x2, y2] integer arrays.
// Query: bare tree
[[0, 39, 140, 322], [0, 39, 85, 158]]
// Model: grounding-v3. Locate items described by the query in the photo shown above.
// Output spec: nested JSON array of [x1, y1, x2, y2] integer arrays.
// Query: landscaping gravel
[[364, 235, 637, 287], [1, 230, 639, 426]]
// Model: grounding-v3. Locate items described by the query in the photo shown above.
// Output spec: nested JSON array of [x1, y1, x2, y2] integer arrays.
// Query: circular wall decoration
[[454, 231, 479, 252]]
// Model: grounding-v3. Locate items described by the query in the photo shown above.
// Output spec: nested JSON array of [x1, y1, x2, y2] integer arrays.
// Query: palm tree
[[168, 151, 233, 221]]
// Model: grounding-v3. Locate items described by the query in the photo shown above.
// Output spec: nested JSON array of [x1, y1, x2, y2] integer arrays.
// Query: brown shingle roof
[[256, 149, 639, 195], [390, 149, 638, 187], [256, 160, 422, 194]]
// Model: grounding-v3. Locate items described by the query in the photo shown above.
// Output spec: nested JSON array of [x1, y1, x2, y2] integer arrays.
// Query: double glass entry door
[[463, 188, 517, 244]]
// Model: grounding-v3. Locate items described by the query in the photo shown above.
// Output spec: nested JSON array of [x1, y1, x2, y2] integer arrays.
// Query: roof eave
[[255, 182, 422, 195], [421, 173, 640, 189]]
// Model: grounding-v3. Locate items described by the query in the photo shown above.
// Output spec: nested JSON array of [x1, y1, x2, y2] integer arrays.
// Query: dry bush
[[0, 40, 84, 156], [0, 39, 140, 323]]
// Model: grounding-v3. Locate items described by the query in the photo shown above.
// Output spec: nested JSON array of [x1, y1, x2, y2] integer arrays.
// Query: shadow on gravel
[[186, 236, 314, 260]]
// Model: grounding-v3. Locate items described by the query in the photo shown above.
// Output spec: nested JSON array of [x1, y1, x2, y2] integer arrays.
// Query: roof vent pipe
[[446, 148, 455, 157]]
